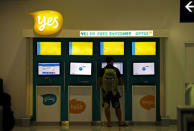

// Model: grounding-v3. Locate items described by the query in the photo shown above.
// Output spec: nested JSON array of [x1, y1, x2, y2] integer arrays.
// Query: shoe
[[107, 122, 112, 127], [119, 122, 128, 127]]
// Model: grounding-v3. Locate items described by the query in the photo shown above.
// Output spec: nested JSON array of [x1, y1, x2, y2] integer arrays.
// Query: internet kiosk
[[98, 41, 126, 122], [67, 41, 95, 123], [33, 39, 65, 122], [130, 41, 160, 122]]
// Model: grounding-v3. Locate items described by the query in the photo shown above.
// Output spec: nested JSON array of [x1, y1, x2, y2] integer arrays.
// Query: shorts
[[102, 91, 121, 109]]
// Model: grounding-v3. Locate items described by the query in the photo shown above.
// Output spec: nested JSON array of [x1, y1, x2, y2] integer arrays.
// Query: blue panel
[[38, 63, 60, 66], [69, 42, 72, 55], [100, 42, 104, 55], [132, 42, 135, 55], [37, 42, 41, 55]]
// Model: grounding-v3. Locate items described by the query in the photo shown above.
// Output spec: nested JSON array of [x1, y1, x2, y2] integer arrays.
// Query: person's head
[[0, 78, 3, 94], [106, 56, 114, 65]]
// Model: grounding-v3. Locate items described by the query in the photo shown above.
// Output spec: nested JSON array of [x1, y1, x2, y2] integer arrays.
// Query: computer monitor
[[133, 62, 155, 75], [38, 63, 60, 75], [101, 62, 123, 74], [70, 62, 92, 75], [69, 42, 93, 55]]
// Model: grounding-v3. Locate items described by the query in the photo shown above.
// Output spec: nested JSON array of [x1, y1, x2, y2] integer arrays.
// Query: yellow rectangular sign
[[132, 42, 156, 55], [69, 42, 93, 55], [100, 42, 124, 55], [37, 42, 61, 55]]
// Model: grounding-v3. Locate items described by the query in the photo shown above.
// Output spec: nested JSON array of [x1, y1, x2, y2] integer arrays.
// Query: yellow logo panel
[[69, 42, 93, 55], [30, 10, 63, 35], [132, 42, 156, 55], [100, 42, 124, 55], [37, 42, 61, 55]]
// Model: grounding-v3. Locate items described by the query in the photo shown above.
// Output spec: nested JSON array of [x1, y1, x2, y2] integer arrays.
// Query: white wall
[[0, 0, 193, 119], [165, 24, 194, 118]]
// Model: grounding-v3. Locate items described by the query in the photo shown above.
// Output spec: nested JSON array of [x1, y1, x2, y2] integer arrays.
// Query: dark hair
[[106, 56, 114, 63], [0, 78, 3, 93]]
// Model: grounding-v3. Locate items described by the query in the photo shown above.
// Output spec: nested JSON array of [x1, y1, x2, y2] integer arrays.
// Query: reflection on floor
[[13, 125, 177, 131]]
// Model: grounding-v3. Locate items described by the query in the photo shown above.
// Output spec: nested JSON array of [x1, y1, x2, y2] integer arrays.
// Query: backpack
[[102, 68, 118, 94]]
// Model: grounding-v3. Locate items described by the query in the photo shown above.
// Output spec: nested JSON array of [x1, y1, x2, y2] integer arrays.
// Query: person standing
[[98, 56, 127, 127], [0, 78, 15, 131]]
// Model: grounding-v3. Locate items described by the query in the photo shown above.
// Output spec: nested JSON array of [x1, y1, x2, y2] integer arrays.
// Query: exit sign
[[180, 0, 194, 22]]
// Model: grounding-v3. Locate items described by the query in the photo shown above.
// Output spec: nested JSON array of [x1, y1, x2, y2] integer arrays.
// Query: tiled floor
[[13, 125, 177, 131]]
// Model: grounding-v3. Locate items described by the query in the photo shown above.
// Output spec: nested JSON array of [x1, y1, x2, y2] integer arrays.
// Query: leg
[[112, 96, 127, 126], [115, 108, 127, 126], [104, 103, 112, 127], [103, 92, 112, 127], [104, 105, 111, 122], [115, 108, 122, 123], [111, 96, 121, 122]]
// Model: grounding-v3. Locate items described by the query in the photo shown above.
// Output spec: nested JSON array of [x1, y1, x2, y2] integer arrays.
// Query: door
[[185, 43, 194, 105]]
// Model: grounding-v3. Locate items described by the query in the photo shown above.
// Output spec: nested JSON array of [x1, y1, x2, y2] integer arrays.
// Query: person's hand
[[119, 78, 124, 85]]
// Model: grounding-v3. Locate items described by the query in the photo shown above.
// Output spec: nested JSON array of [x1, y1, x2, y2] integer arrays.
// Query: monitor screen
[[101, 62, 123, 74], [37, 42, 61, 55], [69, 42, 93, 55], [38, 63, 60, 75], [100, 42, 124, 55], [70, 62, 92, 75], [132, 42, 156, 55], [133, 62, 155, 75]]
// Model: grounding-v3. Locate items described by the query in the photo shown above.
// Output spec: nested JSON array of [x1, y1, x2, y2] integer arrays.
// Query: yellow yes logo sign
[[30, 10, 63, 35]]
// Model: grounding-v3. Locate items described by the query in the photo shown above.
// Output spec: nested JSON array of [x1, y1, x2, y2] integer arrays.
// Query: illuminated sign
[[80, 30, 153, 37], [69, 42, 93, 55], [37, 42, 61, 55], [100, 42, 124, 55], [180, 0, 194, 22], [30, 10, 63, 35], [132, 42, 156, 55]]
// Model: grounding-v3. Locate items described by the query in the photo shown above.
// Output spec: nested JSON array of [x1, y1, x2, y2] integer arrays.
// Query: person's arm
[[119, 77, 123, 85], [115, 68, 123, 85], [98, 68, 104, 88]]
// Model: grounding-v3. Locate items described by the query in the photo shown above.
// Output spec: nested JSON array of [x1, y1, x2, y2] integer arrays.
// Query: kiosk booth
[[32, 37, 160, 123]]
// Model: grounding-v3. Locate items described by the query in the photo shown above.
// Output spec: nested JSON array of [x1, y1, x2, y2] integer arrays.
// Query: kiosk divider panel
[[36, 86, 61, 122], [132, 85, 156, 122], [69, 86, 92, 122]]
